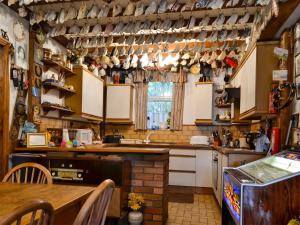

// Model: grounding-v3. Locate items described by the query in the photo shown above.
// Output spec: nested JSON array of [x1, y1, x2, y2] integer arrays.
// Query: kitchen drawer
[[169, 172, 196, 186], [169, 149, 196, 156], [169, 156, 196, 171]]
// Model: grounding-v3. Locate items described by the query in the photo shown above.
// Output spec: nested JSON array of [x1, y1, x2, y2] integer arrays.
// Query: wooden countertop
[[213, 146, 268, 155], [118, 143, 215, 150], [0, 183, 94, 224], [14, 143, 267, 156], [15, 145, 169, 154]]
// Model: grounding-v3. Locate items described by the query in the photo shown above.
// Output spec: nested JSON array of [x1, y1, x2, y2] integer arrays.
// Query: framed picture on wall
[[295, 53, 300, 77], [295, 76, 300, 100], [15, 42, 28, 70]]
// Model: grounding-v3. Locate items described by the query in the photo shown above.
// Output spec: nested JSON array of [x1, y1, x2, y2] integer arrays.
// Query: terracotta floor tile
[[167, 194, 221, 225]]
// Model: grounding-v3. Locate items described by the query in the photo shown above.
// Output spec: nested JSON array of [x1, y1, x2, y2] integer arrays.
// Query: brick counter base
[[127, 153, 169, 225]]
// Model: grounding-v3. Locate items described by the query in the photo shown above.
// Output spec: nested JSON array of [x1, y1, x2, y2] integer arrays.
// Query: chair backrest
[[73, 179, 115, 225], [2, 162, 53, 184], [0, 199, 54, 225]]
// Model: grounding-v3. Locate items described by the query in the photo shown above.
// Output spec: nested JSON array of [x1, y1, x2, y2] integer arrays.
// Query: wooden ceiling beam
[[259, 0, 300, 41]]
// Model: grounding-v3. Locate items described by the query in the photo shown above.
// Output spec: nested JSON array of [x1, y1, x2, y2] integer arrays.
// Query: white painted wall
[[0, 3, 29, 127]]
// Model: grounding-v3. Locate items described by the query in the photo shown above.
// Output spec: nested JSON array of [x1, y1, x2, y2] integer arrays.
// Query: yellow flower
[[131, 203, 141, 211], [128, 193, 144, 211]]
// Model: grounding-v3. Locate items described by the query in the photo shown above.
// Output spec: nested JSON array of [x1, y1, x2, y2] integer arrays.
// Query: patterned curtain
[[133, 69, 186, 131], [170, 70, 185, 131], [134, 70, 148, 130]]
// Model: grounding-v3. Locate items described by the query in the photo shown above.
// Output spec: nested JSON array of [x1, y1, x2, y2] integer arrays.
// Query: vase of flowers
[[128, 193, 144, 225]]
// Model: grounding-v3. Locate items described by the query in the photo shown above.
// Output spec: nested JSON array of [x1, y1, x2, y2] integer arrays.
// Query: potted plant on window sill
[[128, 193, 145, 225]]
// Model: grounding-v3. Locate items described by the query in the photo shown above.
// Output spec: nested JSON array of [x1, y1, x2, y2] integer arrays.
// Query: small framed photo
[[292, 114, 299, 128], [296, 53, 300, 76], [27, 133, 48, 148], [296, 76, 300, 100]]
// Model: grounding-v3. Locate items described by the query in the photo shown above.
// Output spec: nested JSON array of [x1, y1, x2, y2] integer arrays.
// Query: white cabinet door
[[195, 150, 212, 187], [169, 149, 196, 156], [240, 65, 247, 114], [82, 70, 103, 118], [216, 152, 223, 205], [169, 172, 196, 186], [169, 157, 196, 171], [169, 149, 196, 186], [106, 85, 132, 120], [195, 84, 213, 120], [239, 47, 257, 114], [246, 48, 257, 111]]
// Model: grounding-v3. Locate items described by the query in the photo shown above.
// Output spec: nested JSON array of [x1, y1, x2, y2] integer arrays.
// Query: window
[[147, 82, 173, 130]]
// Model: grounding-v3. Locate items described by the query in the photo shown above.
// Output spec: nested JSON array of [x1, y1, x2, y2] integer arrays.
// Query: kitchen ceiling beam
[[45, 6, 259, 28], [259, 0, 300, 41]]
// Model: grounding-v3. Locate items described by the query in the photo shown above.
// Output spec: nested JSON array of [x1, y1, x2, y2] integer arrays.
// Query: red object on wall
[[271, 127, 281, 155]]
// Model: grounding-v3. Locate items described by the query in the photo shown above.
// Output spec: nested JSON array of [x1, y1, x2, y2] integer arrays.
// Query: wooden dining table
[[0, 182, 95, 225]]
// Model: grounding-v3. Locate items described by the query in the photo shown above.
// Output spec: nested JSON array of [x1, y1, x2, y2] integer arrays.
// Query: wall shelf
[[41, 103, 75, 116], [41, 58, 76, 76], [40, 115, 101, 124], [216, 119, 231, 123], [42, 82, 76, 98], [195, 81, 214, 85], [215, 103, 232, 108], [194, 119, 213, 126]]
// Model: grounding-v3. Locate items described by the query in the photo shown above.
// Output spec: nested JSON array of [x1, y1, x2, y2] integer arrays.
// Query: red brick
[[153, 188, 163, 195], [144, 155, 168, 161], [153, 215, 163, 221], [131, 180, 143, 186], [154, 162, 164, 168], [143, 214, 153, 221], [153, 174, 163, 181], [144, 167, 164, 175], [144, 207, 163, 214], [132, 167, 143, 173], [134, 161, 154, 167], [143, 194, 163, 201], [133, 187, 153, 193], [152, 201, 163, 208], [143, 222, 162, 225], [144, 180, 163, 188], [144, 200, 153, 207], [134, 173, 154, 181]]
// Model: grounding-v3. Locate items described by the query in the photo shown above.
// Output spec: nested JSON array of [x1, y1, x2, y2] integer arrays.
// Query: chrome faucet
[[144, 131, 155, 144]]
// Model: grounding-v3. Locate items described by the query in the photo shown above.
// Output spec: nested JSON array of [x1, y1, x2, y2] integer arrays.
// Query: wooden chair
[[2, 162, 53, 184], [73, 179, 115, 225], [0, 199, 54, 225]]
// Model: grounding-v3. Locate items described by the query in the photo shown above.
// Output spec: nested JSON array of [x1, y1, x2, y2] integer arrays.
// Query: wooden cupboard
[[194, 82, 213, 125], [106, 84, 133, 124], [65, 66, 104, 121], [234, 41, 278, 120]]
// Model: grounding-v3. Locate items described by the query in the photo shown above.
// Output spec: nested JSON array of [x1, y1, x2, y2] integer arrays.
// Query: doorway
[[0, 37, 11, 179]]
